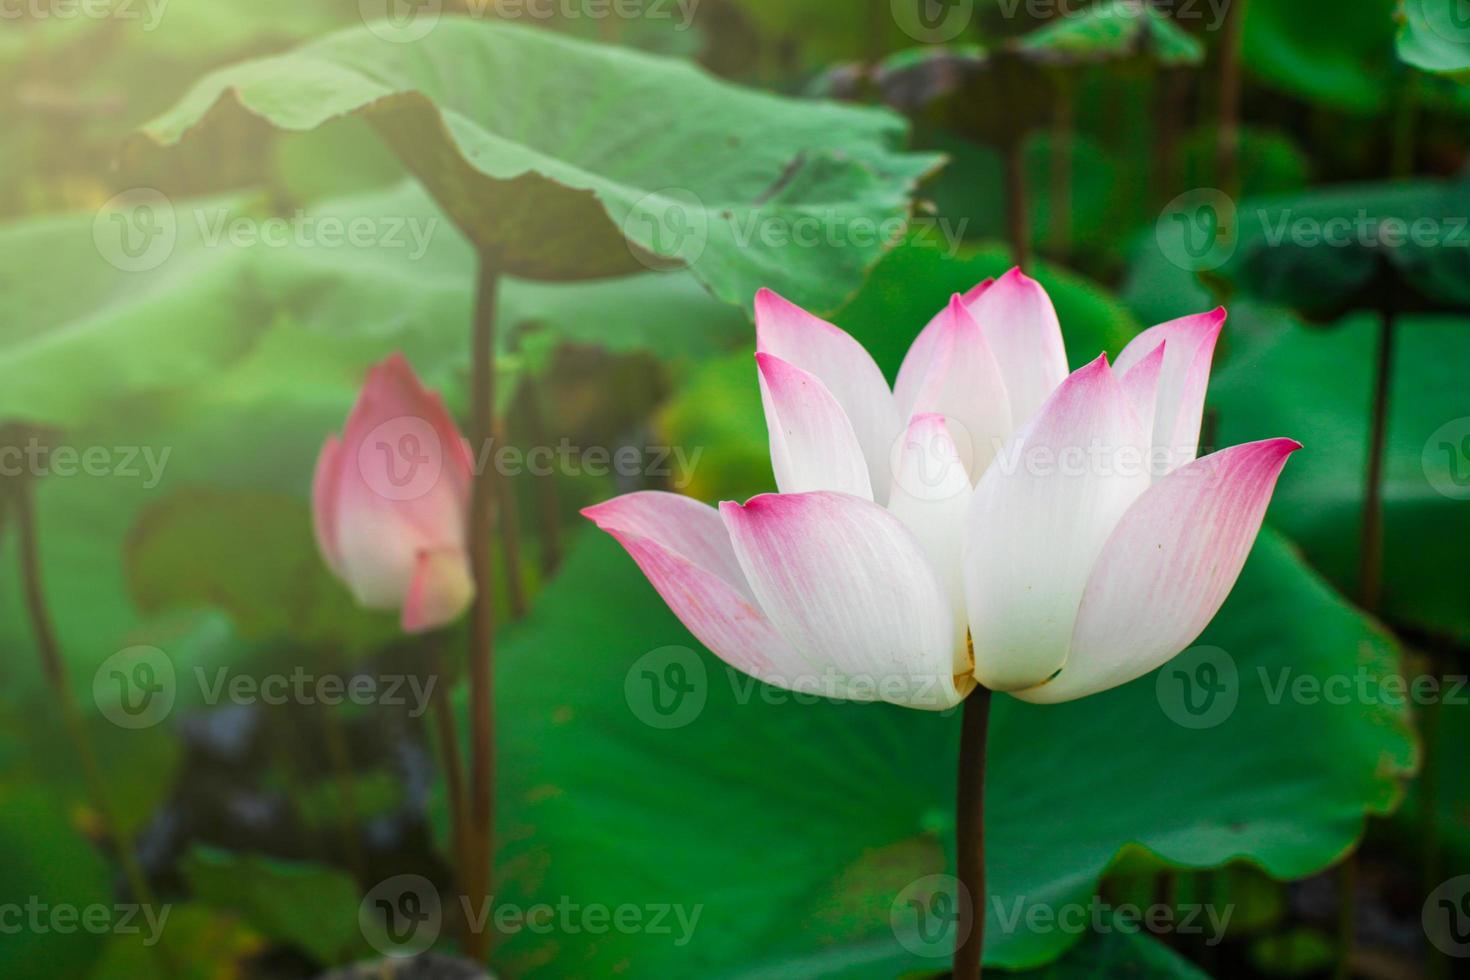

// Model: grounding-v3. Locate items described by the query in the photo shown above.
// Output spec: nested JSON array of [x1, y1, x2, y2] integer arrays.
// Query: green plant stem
[[1422, 648, 1447, 980], [493, 418, 528, 620], [13, 480, 172, 974], [429, 634, 469, 916], [1391, 69, 1419, 179], [1003, 139, 1030, 271], [1337, 274, 1398, 980], [464, 255, 501, 964], [954, 687, 993, 980], [1049, 73, 1074, 261], [520, 385, 563, 577], [321, 705, 366, 881], [1215, 0, 1249, 196], [1360, 279, 1397, 616]]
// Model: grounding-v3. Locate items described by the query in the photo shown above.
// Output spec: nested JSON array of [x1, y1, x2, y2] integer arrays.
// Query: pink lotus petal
[[756, 352, 873, 500], [754, 289, 900, 503], [1114, 309, 1226, 476], [582, 491, 794, 684], [402, 547, 475, 634], [319, 354, 474, 618], [887, 414, 973, 672], [1016, 437, 1301, 704], [721, 491, 969, 710], [896, 295, 1014, 480], [894, 278, 995, 409], [964, 268, 1070, 429], [963, 355, 1152, 691], [1119, 340, 1167, 458], [312, 434, 346, 579]]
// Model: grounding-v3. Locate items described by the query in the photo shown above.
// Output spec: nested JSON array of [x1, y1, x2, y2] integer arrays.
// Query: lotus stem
[[12, 479, 174, 976], [320, 704, 366, 881], [493, 417, 528, 620], [1215, 0, 1248, 195], [954, 686, 993, 980], [465, 255, 501, 963]]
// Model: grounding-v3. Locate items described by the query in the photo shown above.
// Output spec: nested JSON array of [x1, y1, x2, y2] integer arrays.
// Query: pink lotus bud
[[313, 354, 475, 633]]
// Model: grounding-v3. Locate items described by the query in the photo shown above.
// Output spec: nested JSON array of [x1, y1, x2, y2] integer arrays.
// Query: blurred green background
[[1, 0, 1468, 977]]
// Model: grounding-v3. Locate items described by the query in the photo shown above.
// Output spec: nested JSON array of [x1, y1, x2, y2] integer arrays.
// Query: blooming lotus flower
[[585, 270, 1300, 709], [313, 354, 475, 633]]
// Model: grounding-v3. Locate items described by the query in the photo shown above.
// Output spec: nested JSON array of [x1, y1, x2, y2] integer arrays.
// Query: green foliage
[[180, 846, 364, 965], [1212, 306, 1470, 640], [1397, 0, 1470, 79], [145, 19, 940, 310], [1018, 0, 1204, 67], [482, 527, 1411, 974], [1244, 0, 1397, 115]]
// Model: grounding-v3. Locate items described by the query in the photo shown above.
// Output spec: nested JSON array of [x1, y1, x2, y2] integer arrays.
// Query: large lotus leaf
[[253, 180, 752, 366], [481, 522, 1411, 975], [0, 194, 260, 427], [1221, 177, 1470, 316], [1396, 696, 1470, 875], [181, 846, 365, 966], [0, 782, 111, 977], [0, 180, 758, 429], [1018, 0, 1203, 67], [144, 19, 940, 310], [1211, 304, 1470, 641], [1243, 0, 1395, 115], [1397, 0, 1470, 79]]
